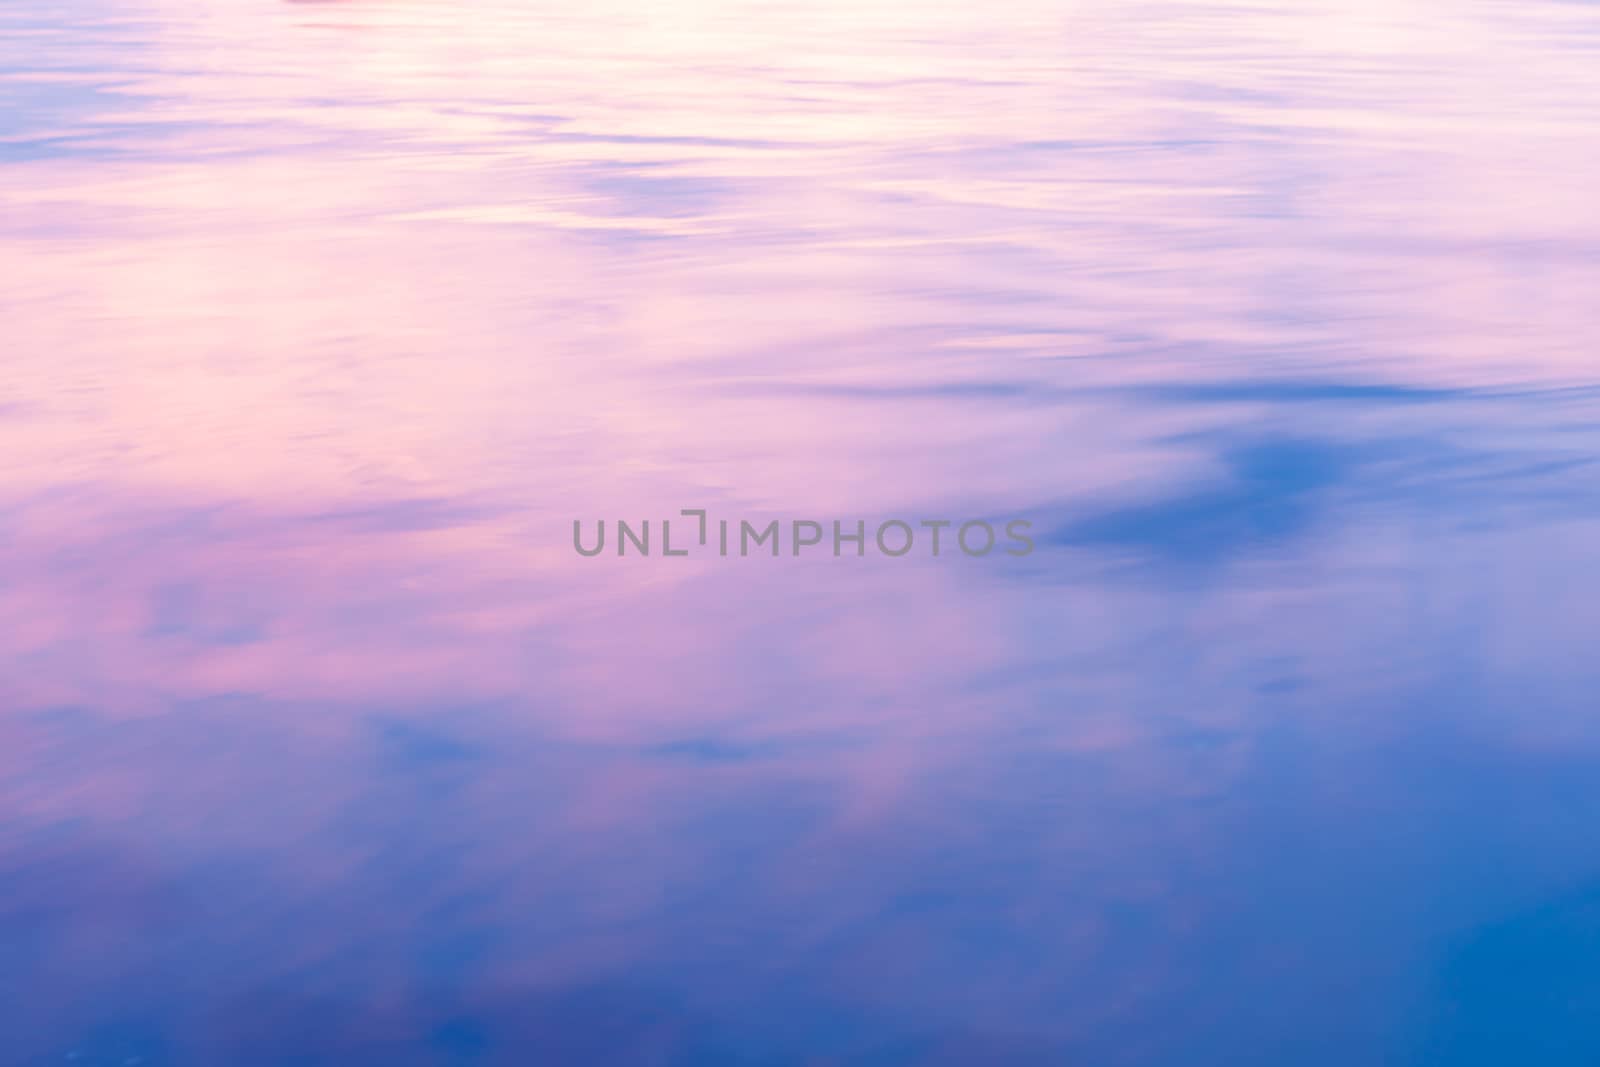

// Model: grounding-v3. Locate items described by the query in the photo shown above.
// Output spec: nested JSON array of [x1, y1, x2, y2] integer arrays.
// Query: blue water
[[3, 0, 1600, 1063]]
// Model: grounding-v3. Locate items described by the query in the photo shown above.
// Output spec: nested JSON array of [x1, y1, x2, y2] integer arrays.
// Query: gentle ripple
[[3, 0, 1600, 1063]]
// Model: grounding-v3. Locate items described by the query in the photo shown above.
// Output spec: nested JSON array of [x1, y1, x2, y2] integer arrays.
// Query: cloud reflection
[[5, 0, 1600, 1062]]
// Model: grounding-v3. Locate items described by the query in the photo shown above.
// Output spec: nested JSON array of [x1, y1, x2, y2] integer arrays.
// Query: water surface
[[4, 0, 1600, 1063]]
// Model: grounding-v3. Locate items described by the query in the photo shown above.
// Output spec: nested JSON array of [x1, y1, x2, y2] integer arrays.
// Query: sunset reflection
[[4, 0, 1600, 1062]]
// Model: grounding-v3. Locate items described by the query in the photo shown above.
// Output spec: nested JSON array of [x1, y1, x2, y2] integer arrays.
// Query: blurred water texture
[[3, 0, 1600, 1063]]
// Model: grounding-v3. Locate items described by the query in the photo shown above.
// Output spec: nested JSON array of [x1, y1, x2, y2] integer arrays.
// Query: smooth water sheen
[[4, 0, 1600, 1063]]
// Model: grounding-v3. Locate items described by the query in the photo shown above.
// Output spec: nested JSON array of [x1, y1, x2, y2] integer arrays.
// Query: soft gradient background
[[4, 0, 1600, 1063]]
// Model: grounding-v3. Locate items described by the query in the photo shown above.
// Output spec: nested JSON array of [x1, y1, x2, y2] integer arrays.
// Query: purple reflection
[[5, 0, 1600, 1063]]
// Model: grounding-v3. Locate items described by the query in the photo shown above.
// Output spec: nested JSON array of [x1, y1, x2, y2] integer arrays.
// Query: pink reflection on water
[[5, 0, 1600, 1059]]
